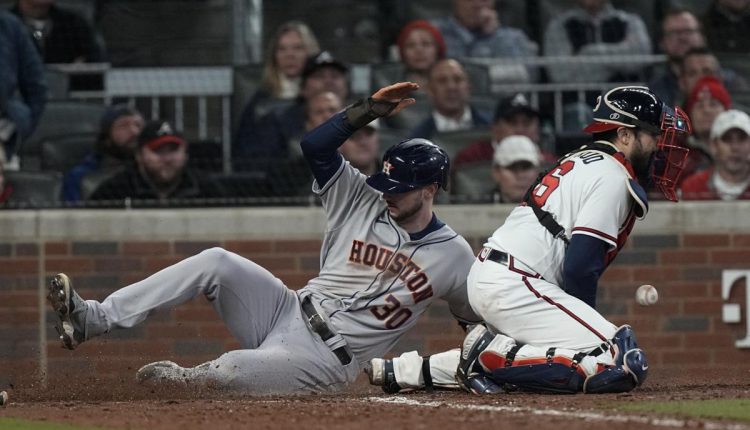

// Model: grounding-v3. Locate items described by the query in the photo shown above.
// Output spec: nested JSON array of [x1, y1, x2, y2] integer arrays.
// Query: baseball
[[636, 284, 659, 306], [0, 390, 8, 406]]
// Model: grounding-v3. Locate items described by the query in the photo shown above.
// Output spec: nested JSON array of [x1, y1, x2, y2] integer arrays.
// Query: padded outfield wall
[[1, 202, 749, 387]]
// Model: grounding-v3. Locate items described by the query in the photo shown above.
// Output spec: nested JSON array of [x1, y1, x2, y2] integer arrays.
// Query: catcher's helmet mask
[[583, 86, 692, 202], [366, 138, 450, 194]]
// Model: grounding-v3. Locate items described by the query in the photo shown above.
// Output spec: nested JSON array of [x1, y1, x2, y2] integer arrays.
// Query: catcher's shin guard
[[584, 325, 648, 394], [456, 325, 501, 394], [483, 355, 587, 394], [583, 349, 647, 393]]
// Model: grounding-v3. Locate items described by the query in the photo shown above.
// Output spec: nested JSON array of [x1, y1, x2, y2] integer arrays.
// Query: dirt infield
[[1, 367, 749, 430]]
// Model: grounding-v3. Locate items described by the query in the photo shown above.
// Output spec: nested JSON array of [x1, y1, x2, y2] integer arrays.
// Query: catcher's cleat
[[136, 361, 189, 387], [366, 358, 402, 394], [46, 273, 87, 350]]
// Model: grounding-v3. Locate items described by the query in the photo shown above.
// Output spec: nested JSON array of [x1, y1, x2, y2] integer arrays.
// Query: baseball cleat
[[46, 273, 86, 350], [366, 358, 402, 393], [136, 360, 189, 387]]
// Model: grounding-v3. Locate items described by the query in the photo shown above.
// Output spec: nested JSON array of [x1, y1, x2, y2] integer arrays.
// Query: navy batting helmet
[[366, 138, 449, 194]]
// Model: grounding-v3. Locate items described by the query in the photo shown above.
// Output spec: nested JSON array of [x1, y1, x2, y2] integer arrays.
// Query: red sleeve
[[680, 170, 715, 200]]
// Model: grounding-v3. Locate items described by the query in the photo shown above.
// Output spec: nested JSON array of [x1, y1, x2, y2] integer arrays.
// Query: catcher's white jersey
[[304, 160, 480, 363], [486, 141, 647, 284]]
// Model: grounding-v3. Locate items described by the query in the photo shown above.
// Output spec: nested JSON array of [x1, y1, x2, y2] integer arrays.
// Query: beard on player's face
[[384, 189, 426, 222], [631, 133, 658, 186]]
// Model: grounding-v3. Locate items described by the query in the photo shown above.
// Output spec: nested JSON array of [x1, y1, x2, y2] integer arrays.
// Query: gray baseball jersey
[[304, 161, 480, 363]]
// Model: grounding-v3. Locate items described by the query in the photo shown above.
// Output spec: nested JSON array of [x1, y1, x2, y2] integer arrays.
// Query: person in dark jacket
[[89, 120, 222, 205], [0, 10, 46, 166], [11, 0, 105, 63], [63, 105, 144, 202]]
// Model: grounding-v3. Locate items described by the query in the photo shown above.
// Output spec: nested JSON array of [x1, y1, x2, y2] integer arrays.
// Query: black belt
[[301, 296, 352, 366], [484, 249, 509, 265]]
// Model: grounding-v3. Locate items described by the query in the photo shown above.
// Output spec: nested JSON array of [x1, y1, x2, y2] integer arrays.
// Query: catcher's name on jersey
[[348, 239, 434, 304]]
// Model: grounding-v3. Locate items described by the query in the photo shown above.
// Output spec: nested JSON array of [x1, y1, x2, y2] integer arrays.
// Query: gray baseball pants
[[79, 247, 359, 394]]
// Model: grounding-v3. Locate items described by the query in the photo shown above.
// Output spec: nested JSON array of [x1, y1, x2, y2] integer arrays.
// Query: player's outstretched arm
[[301, 82, 420, 186], [344, 81, 419, 129]]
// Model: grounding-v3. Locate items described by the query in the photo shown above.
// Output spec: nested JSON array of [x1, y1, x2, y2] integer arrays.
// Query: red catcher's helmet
[[584, 86, 692, 202]]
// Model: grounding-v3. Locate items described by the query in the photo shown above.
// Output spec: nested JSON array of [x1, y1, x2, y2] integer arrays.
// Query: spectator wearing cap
[[702, 0, 750, 54], [90, 120, 222, 205], [395, 20, 445, 89], [489, 135, 542, 203], [680, 75, 732, 182], [432, 0, 536, 61], [454, 93, 552, 169], [543, 0, 651, 84], [681, 109, 750, 200], [63, 105, 144, 202], [235, 21, 320, 138], [410, 59, 489, 140], [340, 119, 381, 176], [302, 90, 380, 176], [235, 51, 350, 166]]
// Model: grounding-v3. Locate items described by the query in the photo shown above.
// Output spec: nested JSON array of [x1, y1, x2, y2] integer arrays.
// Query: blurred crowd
[[1, 0, 749, 208]]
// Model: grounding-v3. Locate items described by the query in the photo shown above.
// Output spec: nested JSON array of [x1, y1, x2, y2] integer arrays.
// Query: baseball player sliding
[[46, 82, 481, 394], [368, 86, 692, 394]]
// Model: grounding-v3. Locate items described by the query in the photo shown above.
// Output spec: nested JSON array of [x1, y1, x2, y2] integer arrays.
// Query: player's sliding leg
[[47, 247, 293, 350], [367, 349, 468, 393], [136, 314, 359, 394], [366, 328, 501, 394]]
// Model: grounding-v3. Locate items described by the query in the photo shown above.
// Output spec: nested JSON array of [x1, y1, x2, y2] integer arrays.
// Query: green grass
[[0, 418, 107, 430], [619, 399, 750, 422]]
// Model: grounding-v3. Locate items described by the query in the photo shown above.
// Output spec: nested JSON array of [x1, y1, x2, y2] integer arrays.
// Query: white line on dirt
[[365, 396, 749, 430]]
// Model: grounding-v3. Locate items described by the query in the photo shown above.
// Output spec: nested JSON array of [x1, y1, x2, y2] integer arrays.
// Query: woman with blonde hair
[[236, 21, 320, 143]]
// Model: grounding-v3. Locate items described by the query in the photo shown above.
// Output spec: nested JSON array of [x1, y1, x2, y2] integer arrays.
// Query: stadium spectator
[[681, 109, 750, 200], [305, 91, 343, 132], [677, 47, 747, 108], [432, 0, 536, 60], [235, 21, 320, 136], [394, 20, 445, 89], [410, 59, 489, 139], [235, 51, 349, 165], [63, 105, 144, 203], [339, 119, 381, 176], [488, 135, 542, 203], [303, 90, 380, 175], [702, 0, 750, 53], [89, 120, 222, 204], [648, 9, 706, 107], [453, 93, 550, 168], [543, 0, 651, 83], [0, 9, 46, 169], [11, 0, 105, 63], [0, 162, 11, 204], [680, 76, 732, 183]]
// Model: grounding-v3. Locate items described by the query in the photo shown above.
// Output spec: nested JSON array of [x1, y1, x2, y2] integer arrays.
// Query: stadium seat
[[431, 128, 492, 161], [188, 138, 224, 172], [44, 69, 70, 100], [20, 101, 106, 171], [40, 134, 97, 172], [452, 162, 492, 202], [80, 167, 124, 201], [4, 171, 62, 208]]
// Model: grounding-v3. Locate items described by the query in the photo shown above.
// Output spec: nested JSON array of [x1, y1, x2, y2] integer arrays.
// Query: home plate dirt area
[[2, 368, 749, 430]]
